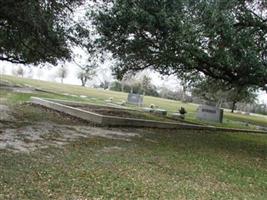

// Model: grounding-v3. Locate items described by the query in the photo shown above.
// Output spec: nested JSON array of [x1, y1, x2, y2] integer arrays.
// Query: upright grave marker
[[127, 93, 143, 106], [197, 105, 224, 123]]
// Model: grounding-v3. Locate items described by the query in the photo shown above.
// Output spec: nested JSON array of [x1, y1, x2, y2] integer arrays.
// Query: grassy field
[[1, 128, 267, 199], [0, 104, 267, 199], [0, 75, 267, 199], [1, 74, 266, 129]]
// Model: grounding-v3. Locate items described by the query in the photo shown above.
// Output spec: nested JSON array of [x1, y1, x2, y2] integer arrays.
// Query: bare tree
[[26, 67, 33, 78], [12, 66, 24, 77], [76, 61, 97, 87], [57, 65, 68, 83], [141, 75, 151, 95], [121, 72, 135, 93], [36, 68, 43, 79]]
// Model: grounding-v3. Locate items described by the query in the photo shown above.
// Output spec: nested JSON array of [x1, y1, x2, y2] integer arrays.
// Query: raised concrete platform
[[37, 98, 134, 111], [30, 97, 267, 134]]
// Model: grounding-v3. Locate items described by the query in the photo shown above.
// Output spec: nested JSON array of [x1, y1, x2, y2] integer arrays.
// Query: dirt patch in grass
[[0, 122, 140, 153], [0, 104, 16, 121], [0, 102, 140, 153]]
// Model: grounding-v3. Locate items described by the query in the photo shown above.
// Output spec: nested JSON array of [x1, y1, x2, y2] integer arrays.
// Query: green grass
[[1, 125, 267, 199], [1, 76, 267, 199], [226, 112, 267, 127], [0, 74, 199, 113], [1, 74, 266, 129]]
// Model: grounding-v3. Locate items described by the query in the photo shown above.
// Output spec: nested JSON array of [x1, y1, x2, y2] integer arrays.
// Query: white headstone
[[196, 105, 223, 123]]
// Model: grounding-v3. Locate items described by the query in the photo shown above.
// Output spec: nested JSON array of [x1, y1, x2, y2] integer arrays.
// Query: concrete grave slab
[[30, 97, 267, 134]]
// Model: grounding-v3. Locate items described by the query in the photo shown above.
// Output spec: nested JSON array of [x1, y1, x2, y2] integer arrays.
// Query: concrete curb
[[30, 97, 267, 134], [31, 97, 103, 124], [40, 98, 135, 111]]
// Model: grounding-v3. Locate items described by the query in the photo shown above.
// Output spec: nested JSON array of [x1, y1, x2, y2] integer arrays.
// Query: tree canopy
[[91, 0, 267, 91], [192, 77, 257, 112], [0, 0, 84, 65]]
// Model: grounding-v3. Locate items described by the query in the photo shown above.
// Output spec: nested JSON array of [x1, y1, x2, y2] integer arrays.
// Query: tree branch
[[0, 55, 27, 64]]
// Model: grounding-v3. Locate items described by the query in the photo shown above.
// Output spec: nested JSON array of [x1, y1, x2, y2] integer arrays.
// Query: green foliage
[[110, 81, 123, 91], [91, 0, 267, 91], [110, 77, 159, 97], [141, 75, 151, 94], [179, 107, 187, 115], [0, 0, 83, 65], [192, 78, 257, 112]]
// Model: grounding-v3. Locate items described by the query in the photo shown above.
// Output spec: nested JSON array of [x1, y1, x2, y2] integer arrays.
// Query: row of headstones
[[63, 92, 222, 123], [107, 93, 224, 123], [127, 93, 224, 122]]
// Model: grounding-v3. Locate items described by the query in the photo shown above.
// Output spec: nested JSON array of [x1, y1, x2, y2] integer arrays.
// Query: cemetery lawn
[[1, 75, 266, 129], [0, 78, 266, 199], [0, 103, 267, 199]]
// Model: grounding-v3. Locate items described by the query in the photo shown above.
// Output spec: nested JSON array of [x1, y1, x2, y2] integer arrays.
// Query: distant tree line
[[109, 73, 267, 115], [109, 75, 159, 97]]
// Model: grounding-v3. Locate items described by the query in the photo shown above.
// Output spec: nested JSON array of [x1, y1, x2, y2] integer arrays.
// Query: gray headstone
[[154, 109, 167, 116], [127, 93, 143, 106], [196, 105, 223, 123]]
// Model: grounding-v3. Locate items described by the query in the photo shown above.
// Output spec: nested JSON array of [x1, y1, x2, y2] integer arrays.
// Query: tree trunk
[[216, 98, 223, 107], [81, 78, 85, 87], [182, 85, 186, 102], [81, 77, 87, 87], [121, 83, 124, 92], [231, 101, 237, 113]]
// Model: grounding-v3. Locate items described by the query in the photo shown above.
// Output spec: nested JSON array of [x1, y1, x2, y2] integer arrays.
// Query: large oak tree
[[191, 77, 257, 112], [0, 0, 84, 65], [91, 0, 267, 91]]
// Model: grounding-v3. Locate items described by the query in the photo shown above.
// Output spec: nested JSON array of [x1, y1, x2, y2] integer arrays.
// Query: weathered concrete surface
[[30, 97, 267, 134], [31, 97, 209, 129], [42, 98, 133, 111], [31, 97, 103, 124]]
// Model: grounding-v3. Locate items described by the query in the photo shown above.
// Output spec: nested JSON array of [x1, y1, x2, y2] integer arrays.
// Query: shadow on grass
[[142, 129, 267, 159]]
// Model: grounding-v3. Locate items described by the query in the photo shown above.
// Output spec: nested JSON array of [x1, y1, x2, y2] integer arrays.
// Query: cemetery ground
[[0, 75, 267, 199], [2, 75, 267, 129]]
